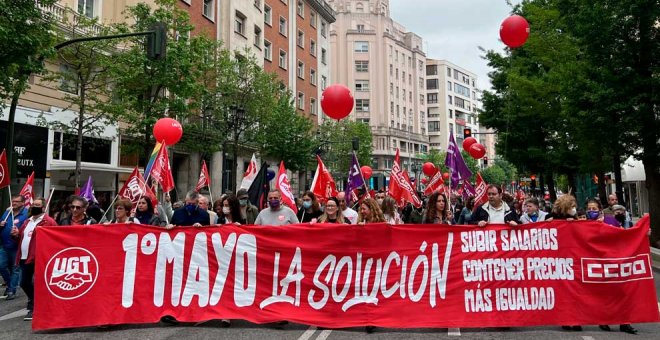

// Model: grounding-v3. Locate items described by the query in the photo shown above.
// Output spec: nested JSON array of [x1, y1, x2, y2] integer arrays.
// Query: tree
[[315, 119, 373, 180], [39, 16, 116, 188], [106, 0, 214, 163], [481, 165, 507, 186]]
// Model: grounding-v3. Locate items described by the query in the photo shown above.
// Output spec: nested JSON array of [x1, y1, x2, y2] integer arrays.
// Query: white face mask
[[569, 207, 577, 216], [222, 207, 231, 215]]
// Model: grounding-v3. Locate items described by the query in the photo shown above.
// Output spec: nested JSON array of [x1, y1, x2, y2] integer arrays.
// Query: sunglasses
[[70, 205, 84, 210]]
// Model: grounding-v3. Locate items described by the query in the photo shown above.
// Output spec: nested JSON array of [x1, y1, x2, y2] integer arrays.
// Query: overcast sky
[[389, 0, 517, 91]]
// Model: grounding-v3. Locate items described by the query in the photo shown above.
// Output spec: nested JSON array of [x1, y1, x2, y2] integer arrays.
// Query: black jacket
[[469, 202, 519, 225]]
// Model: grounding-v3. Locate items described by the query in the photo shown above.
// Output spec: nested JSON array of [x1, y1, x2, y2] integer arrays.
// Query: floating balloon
[[266, 168, 276, 181], [361, 165, 373, 180], [462, 137, 478, 152], [422, 162, 437, 177], [469, 143, 487, 159], [442, 172, 450, 181], [321, 84, 354, 120], [153, 118, 183, 145], [500, 15, 530, 48]]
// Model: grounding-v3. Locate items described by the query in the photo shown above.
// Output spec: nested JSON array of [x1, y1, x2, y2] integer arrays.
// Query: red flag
[[275, 161, 298, 213], [119, 167, 159, 209], [19, 171, 35, 209], [474, 172, 488, 207], [0, 149, 10, 189], [388, 149, 422, 208], [150, 145, 175, 192], [196, 160, 210, 191], [310, 155, 338, 203], [423, 167, 446, 196]]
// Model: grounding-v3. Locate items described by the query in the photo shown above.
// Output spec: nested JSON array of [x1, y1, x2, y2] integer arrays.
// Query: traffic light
[[352, 137, 360, 151], [146, 22, 167, 60], [463, 128, 472, 139]]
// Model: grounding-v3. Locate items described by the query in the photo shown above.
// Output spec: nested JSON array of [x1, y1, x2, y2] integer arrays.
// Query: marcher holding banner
[[470, 185, 519, 227], [58, 196, 97, 226], [317, 197, 349, 224], [254, 189, 299, 226], [167, 191, 210, 229], [297, 191, 322, 223], [357, 198, 385, 224], [134, 197, 165, 227], [105, 199, 137, 224], [0, 195, 28, 300]]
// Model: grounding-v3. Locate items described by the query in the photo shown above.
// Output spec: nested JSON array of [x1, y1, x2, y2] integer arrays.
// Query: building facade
[[326, 0, 428, 189]]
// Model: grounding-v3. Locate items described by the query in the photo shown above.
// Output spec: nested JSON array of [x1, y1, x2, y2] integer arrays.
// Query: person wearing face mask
[[297, 191, 322, 223], [235, 189, 259, 225], [255, 189, 299, 226], [584, 199, 616, 225], [166, 191, 210, 229], [217, 194, 243, 225], [0, 195, 28, 300], [520, 197, 549, 224], [11, 197, 57, 321]]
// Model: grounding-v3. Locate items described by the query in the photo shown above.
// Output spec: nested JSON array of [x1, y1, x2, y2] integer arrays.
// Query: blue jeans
[[0, 247, 20, 294]]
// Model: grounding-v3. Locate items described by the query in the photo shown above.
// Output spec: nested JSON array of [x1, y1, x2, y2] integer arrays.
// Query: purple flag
[[345, 153, 365, 201], [445, 131, 473, 190], [463, 180, 476, 198], [80, 176, 97, 203]]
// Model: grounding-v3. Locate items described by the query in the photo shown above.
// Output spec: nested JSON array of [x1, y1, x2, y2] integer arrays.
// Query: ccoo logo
[[44, 247, 99, 300]]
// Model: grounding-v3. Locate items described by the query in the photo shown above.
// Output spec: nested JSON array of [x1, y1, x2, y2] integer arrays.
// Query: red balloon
[[462, 137, 478, 152], [500, 15, 530, 48], [442, 172, 450, 181], [153, 118, 183, 145], [321, 84, 354, 120], [469, 143, 487, 159], [360, 165, 372, 180], [421, 177, 429, 185], [422, 162, 437, 177]]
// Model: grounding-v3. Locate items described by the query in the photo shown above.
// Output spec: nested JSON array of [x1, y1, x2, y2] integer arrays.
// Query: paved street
[[0, 269, 659, 340]]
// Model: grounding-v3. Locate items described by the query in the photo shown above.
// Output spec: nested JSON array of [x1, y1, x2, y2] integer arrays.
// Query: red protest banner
[[34, 218, 659, 330]]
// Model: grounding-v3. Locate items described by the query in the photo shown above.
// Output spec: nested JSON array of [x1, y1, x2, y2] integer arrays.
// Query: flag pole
[[99, 194, 120, 222], [7, 185, 14, 224], [44, 187, 56, 215]]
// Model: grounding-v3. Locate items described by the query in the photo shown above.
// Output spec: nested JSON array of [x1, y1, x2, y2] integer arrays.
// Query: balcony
[[38, 1, 103, 37]]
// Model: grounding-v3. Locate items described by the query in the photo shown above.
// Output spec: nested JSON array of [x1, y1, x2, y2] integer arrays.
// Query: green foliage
[[481, 165, 506, 186], [0, 0, 56, 110], [316, 119, 373, 179]]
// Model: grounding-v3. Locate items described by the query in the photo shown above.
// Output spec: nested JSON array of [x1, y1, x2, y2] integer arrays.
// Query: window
[[455, 83, 470, 97], [321, 75, 327, 90], [310, 69, 317, 85], [354, 41, 369, 52], [264, 40, 272, 60], [234, 11, 246, 35], [389, 64, 393, 75], [279, 50, 287, 69], [455, 96, 466, 108], [203, 0, 214, 20], [427, 93, 438, 104], [449, 109, 453, 118], [297, 61, 305, 79], [297, 0, 304, 17], [395, 86, 399, 98], [77, 0, 96, 18], [447, 67, 452, 77], [321, 48, 327, 64], [355, 80, 369, 91], [254, 0, 262, 8], [297, 30, 304, 48], [59, 64, 78, 94], [310, 12, 317, 27], [428, 121, 440, 132], [357, 24, 365, 32], [449, 123, 454, 135], [356, 99, 370, 112], [310, 39, 316, 56], [321, 21, 327, 37], [356, 2, 364, 12], [254, 26, 262, 47], [448, 95, 453, 104], [426, 79, 438, 90], [279, 17, 287, 36], [447, 81, 452, 92], [264, 5, 272, 25], [297, 92, 305, 110], [420, 94, 425, 105], [389, 83, 393, 94], [426, 65, 438, 75], [310, 98, 317, 115], [53, 132, 111, 164], [355, 61, 369, 72]]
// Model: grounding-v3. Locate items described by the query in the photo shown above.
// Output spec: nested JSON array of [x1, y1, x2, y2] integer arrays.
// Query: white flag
[[239, 153, 259, 190]]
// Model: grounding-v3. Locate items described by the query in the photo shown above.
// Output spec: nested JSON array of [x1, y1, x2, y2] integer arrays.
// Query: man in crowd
[[375, 191, 386, 205], [11, 197, 58, 321], [58, 196, 97, 225], [470, 184, 519, 227], [237, 189, 259, 224], [602, 194, 618, 216], [450, 194, 464, 224], [0, 195, 29, 300], [337, 192, 358, 224], [198, 195, 217, 225], [255, 189, 299, 226], [520, 197, 549, 224], [166, 191, 210, 229]]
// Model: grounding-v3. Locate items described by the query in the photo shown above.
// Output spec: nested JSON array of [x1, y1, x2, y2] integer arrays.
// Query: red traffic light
[[463, 128, 472, 139]]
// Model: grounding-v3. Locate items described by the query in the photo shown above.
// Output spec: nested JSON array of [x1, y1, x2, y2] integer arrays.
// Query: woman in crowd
[[106, 199, 136, 224], [457, 196, 475, 225], [317, 197, 350, 224], [297, 191, 323, 223], [422, 192, 453, 224], [134, 196, 165, 226], [381, 196, 401, 224], [218, 194, 243, 225], [357, 198, 386, 224]]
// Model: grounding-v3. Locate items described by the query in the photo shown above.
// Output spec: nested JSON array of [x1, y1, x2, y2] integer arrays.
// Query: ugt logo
[[44, 247, 99, 300]]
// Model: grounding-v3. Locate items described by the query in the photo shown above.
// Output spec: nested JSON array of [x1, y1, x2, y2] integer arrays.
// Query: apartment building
[[326, 0, 428, 189]]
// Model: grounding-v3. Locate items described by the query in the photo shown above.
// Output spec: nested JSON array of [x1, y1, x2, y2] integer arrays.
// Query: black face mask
[[30, 206, 43, 216], [615, 214, 626, 224]]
